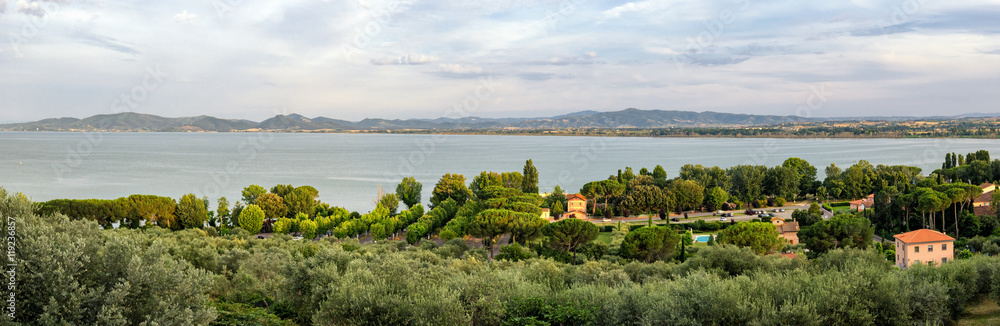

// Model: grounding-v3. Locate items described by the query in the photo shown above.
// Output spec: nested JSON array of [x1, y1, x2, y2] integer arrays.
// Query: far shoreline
[[2, 129, 998, 140]]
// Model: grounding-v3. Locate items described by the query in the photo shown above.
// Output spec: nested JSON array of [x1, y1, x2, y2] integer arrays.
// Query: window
[[942, 258, 948, 264], [915, 260, 920, 264], [928, 245, 933, 252], [942, 244, 947, 250], [915, 246, 919, 253]]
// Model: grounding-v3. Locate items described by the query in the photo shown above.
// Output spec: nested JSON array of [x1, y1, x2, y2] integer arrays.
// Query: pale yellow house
[[565, 194, 587, 219], [973, 183, 996, 207], [894, 229, 954, 269]]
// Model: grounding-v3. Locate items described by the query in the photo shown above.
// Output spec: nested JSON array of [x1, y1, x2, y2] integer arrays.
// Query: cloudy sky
[[1, 0, 998, 123]]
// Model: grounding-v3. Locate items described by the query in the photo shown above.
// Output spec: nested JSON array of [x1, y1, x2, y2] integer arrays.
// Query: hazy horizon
[[2, 0, 999, 123], [4, 108, 1000, 125]]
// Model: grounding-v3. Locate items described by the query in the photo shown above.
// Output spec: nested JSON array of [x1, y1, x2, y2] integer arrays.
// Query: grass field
[[957, 297, 1000, 325]]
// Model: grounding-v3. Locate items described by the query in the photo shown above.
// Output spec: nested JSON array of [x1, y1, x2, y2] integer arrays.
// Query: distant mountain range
[[1, 109, 997, 132]]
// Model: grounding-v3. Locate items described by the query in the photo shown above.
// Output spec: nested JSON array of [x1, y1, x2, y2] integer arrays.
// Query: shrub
[[238, 204, 265, 234], [300, 219, 318, 239], [497, 243, 536, 262]]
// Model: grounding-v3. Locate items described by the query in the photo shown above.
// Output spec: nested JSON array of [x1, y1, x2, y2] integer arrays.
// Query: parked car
[[720, 217, 728, 222], [725, 213, 734, 217], [671, 218, 680, 222], [778, 209, 785, 212], [603, 218, 612, 223]]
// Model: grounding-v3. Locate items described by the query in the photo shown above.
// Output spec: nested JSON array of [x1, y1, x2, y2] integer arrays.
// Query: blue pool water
[[696, 235, 711, 242]]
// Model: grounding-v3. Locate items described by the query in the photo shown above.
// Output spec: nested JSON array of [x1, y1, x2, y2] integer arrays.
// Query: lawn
[[957, 296, 1000, 325], [596, 232, 612, 244]]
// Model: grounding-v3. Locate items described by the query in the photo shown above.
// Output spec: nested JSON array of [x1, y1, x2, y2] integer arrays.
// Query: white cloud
[[600, 0, 661, 20], [17, 0, 45, 17], [0, 0, 7, 15], [173, 10, 195, 24], [437, 64, 483, 75], [370, 54, 437, 65]]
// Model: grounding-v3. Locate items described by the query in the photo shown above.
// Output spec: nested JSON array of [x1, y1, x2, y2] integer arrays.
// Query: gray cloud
[[73, 32, 139, 56]]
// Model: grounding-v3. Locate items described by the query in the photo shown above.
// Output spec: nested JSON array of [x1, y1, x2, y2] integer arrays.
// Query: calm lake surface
[[2, 132, 997, 212]]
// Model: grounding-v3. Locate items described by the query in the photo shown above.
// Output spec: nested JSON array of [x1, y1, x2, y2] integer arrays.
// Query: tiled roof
[[974, 206, 995, 216], [974, 190, 994, 204], [776, 221, 799, 233], [566, 194, 587, 201], [894, 229, 955, 244]]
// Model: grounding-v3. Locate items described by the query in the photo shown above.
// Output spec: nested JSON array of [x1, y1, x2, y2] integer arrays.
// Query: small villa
[[772, 219, 800, 245], [565, 194, 587, 219], [894, 229, 955, 269], [849, 194, 876, 211]]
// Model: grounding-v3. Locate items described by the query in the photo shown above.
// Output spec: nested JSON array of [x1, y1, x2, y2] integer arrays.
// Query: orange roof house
[[772, 219, 800, 245], [850, 194, 876, 211], [893, 229, 955, 269], [565, 194, 587, 219]]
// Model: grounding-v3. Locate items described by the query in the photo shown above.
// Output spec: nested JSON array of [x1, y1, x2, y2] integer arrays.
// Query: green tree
[[705, 186, 729, 211], [468, 209, 516, 258], [727, 165, 767, 203], [176, 193, 208, 229], [239, 204, 266, 234], [241, 184, 267, 206], [217, 196, 231, 227], [792, 205, 823, 227], [765, 165, 800, 200], [300, 219, 319, 239], [254, 193, 288, 221], [782, 157, 818, 198], [544, 185, 568, 216], [470, 171, 505, 200], [273, 218, 295, 234], [271, 184, 295, 197], [509, 213, 546, 245], [619, 226, 681, 263], [284, 186, 318, 218], [672, 180, 705, 212], [396, 177, 423, 209], [431, 173, 472, 207], [501, 172, 525, 189], [652, 165, 668, 186], [799, 214, 874, 255], [541, 218, 599, 263], [622, 185, 667, 216], [719, 222, 783, 255], [522, 159, 539, 194], [378, 193, 400, 215]]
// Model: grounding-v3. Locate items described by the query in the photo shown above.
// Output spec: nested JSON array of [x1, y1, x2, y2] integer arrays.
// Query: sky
[[1, 0, 999, 123]]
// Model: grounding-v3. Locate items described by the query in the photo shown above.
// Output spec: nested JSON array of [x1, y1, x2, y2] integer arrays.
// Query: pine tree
[[521, 159, 539, 194]]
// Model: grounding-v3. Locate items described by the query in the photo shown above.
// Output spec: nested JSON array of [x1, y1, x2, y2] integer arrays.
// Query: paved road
[[581, 203, 814, 225]]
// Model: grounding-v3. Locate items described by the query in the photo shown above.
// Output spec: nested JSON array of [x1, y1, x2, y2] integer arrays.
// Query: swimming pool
[[695, 235, 712, 243]]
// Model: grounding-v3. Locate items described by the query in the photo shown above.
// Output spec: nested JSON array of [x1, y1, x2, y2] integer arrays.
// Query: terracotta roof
[[776, 221, 799, 233], [981, 183, 995, 189], [974, 190, 994, 204], [849, 194, 875, 207], [894, 229, 955, 244], [974, 206, 996, 216], [566, 194, 587, 202]]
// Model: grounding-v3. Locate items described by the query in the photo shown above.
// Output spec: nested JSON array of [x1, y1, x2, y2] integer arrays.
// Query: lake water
[[1, 132, 997, 212]]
